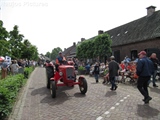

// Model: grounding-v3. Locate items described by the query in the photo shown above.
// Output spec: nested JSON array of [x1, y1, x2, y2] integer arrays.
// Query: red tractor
[[45, 61, 88, 98]]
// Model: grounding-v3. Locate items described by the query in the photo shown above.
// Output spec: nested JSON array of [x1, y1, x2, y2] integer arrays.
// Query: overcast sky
[[1, 0, 160, 54]]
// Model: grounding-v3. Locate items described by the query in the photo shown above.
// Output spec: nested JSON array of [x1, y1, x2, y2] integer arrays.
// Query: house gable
[[63, 42, 76, 58]]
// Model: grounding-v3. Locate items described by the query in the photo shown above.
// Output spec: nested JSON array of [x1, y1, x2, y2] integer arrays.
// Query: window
[[131, 50, 138, 60]]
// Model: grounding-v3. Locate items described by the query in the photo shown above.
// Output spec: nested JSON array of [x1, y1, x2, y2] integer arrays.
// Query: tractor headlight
[[59, 72, 63, 76]]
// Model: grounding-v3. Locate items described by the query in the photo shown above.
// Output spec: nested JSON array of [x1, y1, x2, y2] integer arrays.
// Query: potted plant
[[78, 66, 86, 75]]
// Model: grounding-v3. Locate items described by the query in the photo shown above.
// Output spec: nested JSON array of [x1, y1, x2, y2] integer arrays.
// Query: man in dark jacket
[[136, 51, 154, 104], [108, 56, 119, 90], [149, 53, 159, 87]]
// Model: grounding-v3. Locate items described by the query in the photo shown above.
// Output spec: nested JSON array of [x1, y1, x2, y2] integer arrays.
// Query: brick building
[[106, 6, 160, 63]]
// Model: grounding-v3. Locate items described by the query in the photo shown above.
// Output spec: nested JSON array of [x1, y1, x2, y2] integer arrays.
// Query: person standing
[[149, 53, 159, 87], [10, 60, 19, 75], [102, 65, 109, 84], [108, 56, 119, 90], [85, 63, 90, 75], [92, 62, 100, 83], [1, 59, 8, 79], [73, 57, 78, 70], [136, 51, 154, 104]]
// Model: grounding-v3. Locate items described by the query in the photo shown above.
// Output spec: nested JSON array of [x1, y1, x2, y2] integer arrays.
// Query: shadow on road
[[31, 86, 49, 96], [74, 92, 86, 98], [136, 104, 159, 118], [105, 91, 117, 97], [149, 87, 160, 94], [91, 82, 99, 84], [30, 86, 84, 105]]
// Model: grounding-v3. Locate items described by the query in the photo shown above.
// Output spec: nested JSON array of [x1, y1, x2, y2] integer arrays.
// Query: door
[[113, 50, 120, 63]]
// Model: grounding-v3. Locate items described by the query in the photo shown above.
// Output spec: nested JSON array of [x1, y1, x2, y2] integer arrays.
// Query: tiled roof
[[105, 10, 160, 46], [63, 46, 73, 55], [63, 45, 75, 58], [69, 46, 76, 54]]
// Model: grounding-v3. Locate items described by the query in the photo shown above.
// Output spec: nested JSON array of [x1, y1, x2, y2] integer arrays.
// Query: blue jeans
[[148, 70, 157, 85], [94, 74, 99, 82], [110, 76, 116, 89]]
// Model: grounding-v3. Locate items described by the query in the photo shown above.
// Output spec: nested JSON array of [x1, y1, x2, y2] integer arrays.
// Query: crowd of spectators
[[0, 58, 37, 79], [66, 53, 160, 88]]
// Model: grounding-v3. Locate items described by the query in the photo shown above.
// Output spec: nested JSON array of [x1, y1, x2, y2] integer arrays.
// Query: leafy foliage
[[0, 67, 34, 120], [94, 33, 112, 58], [45, 47, 62, 60], [76, 33, 112, 59], [21, 40, 38, 60], [8, 25, 24, 59], [0, 40, 11, 56], [0, 20, 39, 60], [78, 66, 85, 71], [0, 20, 8, 41], [0, 74, 25, 120]]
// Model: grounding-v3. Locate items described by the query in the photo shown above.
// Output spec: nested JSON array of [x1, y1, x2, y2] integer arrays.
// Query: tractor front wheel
[[78, 78, 87, 94], [50, 81, 56, 98]]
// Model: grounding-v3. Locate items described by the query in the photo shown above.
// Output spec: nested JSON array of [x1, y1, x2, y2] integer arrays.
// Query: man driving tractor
[[55, 51, 66, 71]]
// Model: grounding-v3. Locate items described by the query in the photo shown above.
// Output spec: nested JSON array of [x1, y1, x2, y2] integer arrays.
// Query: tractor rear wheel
[[50, 81, 56, 98], [78, 78, 87, 94]]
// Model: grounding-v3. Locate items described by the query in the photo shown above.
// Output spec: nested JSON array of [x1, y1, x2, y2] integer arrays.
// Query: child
[[92, 62, 100, 83]]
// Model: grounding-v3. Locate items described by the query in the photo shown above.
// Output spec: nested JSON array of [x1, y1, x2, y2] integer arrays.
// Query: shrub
[[78, 66, 85, 71], [0, 67, 34, 120], [24, 67, 34, 78], [0, 74, 25, 120]]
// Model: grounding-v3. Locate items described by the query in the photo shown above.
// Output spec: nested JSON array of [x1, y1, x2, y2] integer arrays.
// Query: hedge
[[0, 67, 34, 120]]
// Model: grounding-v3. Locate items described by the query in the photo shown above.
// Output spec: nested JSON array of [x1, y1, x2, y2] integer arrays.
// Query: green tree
[[0, 20, 39, 59], [29, 45, 38, 60], [9, 25, 24, 59], [85, 40, 95, 58], [76, 33, 112, 60], [0, 20, 10, 56], [76, 41, 88, 59], [0, 20, 8, 41], [45, 52, 51, 59], [21, 39, 31, 59], [93, 33, 112, 59], [45, 47, 62, 60], [21, 39, 38, 60], [76, 40, 95, 60], [0, 40, 10, 56], [76, 44, 83, 59], [51, 47, 62, 60]]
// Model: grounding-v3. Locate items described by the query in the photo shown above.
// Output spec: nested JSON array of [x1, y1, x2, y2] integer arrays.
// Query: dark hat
[[46, 60, 50, 63], [138, 51, 146, 56]]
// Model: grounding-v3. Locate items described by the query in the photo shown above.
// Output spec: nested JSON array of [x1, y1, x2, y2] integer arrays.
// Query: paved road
[[9, 67, 160, 120]]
